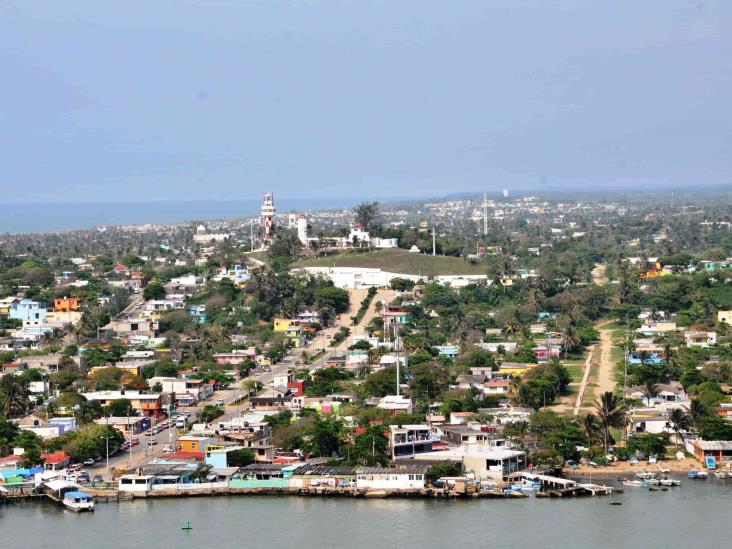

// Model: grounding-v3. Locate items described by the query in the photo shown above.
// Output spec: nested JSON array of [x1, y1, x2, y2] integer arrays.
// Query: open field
[[292, 248, 489, 276]]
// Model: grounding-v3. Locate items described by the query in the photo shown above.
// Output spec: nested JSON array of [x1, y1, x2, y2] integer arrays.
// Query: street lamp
[[99, 434, 112, 473]]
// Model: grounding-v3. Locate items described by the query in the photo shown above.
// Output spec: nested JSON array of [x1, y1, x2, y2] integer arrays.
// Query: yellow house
[[718, 311, 732, 326], [498, 362, 537, 376], [178, 435, 212, 453], [274, 318, 296, 332], [0, 297, 17, 316]]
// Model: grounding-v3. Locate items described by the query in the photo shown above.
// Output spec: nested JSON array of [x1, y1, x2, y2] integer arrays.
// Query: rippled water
[[2, 478, 730, 548]]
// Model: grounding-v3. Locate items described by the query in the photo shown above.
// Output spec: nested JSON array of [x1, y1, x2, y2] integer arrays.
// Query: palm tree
[[594, 391, 627, 452], [583, 413, 603, 447], [641, 382, 659, 405], [0, 375, 30, 417], [668, 408, 691, 447], [688, 398, 708, 433]]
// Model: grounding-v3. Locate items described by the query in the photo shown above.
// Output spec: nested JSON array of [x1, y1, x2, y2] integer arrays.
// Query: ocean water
[[2, 478, 730, 549], [0, 198, 358, 234]]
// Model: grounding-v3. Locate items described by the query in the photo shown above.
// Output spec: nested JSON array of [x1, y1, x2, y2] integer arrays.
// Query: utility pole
[[431, 227, 436, 256], [483, 193, 488, 235], [249, 219, 255, 252], [395, 322, 400, 397]]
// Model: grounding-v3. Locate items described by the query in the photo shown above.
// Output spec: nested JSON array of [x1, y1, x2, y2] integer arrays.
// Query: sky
[[1, 0, 731, 203]]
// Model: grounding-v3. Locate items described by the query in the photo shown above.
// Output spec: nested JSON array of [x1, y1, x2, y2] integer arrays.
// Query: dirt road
[[594, 325, 617, 399], [572, 345, 596, 416]]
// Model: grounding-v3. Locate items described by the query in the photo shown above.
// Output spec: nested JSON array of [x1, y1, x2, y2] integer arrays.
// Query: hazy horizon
[[2, 1, 731, 203]]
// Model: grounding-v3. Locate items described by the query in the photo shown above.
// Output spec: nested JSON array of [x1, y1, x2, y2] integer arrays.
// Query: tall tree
[[594, 391, 626, 451], [354, 202, 381, 234]]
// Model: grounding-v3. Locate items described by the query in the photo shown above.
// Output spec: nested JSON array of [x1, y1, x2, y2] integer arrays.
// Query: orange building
[[54, 297, 81, 312]]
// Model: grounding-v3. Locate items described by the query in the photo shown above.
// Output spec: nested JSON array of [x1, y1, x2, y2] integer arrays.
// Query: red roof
[[0, 455, 23, 464], [114, 264, 129, 271], [163, 451, 204, 461], [41, 451, 70, 464], [485, 379, 511, 387]]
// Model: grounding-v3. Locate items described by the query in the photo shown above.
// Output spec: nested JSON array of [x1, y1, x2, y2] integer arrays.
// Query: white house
[[118, 474, 155, 493], [684, 331, 717, 348], [355, 466, 428, 490], [377, 395, 413, 415], [413, 444, 526, 480]]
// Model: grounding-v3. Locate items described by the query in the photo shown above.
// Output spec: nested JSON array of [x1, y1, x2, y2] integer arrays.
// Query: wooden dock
[[509, 472, 613, 497]]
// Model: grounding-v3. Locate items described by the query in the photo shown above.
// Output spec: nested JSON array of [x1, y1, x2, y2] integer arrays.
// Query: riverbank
[[572, 456, 707, 477]]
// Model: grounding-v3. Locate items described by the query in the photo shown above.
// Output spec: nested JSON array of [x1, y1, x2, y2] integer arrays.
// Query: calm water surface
[[2, 478, 730, 548]]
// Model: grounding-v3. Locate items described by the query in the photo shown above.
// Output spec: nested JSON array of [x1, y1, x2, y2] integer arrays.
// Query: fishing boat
[[688, 470, 698, 479], [660, 478, 681, 486], [714, 471, 727, 479], [635, 471, 656, 480], [622, 479, 646, 487], [63, 491, 94, 512], [510, 481, 540, 492], [646, 477, 661, 486], [697, 471, 709, 479]]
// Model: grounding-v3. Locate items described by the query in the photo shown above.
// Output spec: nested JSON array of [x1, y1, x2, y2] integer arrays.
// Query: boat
[[705, 455, 717, 470], [635, 471, 656, 480], [660, 478, 681, 486], [622, 480, 646, 487], [714, 471, 727, 479], [697, 471, 709, 479], [63, 491, 94, 512], [646, 478, 661, 486], [688, 470, 698, 479]]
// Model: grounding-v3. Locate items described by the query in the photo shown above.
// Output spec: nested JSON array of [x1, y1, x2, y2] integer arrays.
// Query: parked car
[[147, 438, 158, 446], [83, 458, 95, 466], [92, 475, 103, 483], [77, 472, 90, 483], [68, 463, 82, 472], [163, 445, 174, 453], [216, 398, 225, 406], [131, 438, 140, 446]]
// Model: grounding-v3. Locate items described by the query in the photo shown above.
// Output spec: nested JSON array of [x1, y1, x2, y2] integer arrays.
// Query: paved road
[[86, 386, 242, 476], [89, 287, 397, 478]]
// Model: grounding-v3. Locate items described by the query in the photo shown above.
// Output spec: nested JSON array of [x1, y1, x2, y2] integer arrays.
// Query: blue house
[[628, 352, 666, 365], [9, 300, 47, 322], [435, 345, 460, 359], [48, 417, 78, 435], [188, 305, 207, 324]]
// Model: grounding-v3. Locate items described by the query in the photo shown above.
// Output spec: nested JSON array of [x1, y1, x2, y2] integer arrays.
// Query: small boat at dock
[[635, 471, 656, 480], [688, 470, 698, 479], [622, 480, 646, 487], [697, 471, 709, 479], [63, 491, 94, 512], [660, 478, 681, 486], [714, 471, 727, 479]]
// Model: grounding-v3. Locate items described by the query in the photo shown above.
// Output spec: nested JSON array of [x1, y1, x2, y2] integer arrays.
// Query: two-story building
[[390, 425, 433, 459], [80, 390, 163, 418]]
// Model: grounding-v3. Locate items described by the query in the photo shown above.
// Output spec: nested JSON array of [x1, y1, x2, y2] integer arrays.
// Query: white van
[[175, 418, 186, 429]]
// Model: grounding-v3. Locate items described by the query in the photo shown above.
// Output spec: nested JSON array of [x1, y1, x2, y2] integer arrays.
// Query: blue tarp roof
[[1, 467, 43, 478], [65, 491, 92, 499]]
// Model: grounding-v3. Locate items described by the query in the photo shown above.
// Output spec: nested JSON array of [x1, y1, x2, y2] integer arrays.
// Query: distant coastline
[[0, 198, 358, 234]]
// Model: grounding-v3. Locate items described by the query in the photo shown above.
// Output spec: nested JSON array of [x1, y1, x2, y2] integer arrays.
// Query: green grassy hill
[[291, 249, 488, 276]]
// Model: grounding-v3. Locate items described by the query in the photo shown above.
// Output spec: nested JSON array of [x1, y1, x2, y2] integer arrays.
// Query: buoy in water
[[182, 521, 193, 530]]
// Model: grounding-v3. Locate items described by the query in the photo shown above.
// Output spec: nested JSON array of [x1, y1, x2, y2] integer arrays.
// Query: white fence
[[152, 481, 228, 491]]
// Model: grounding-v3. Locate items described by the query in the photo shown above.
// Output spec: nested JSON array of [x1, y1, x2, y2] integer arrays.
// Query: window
[[121, 478, 133, 485]]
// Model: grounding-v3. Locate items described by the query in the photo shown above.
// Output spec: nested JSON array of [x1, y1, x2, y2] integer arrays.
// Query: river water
[[2, 478, 729, 548]]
